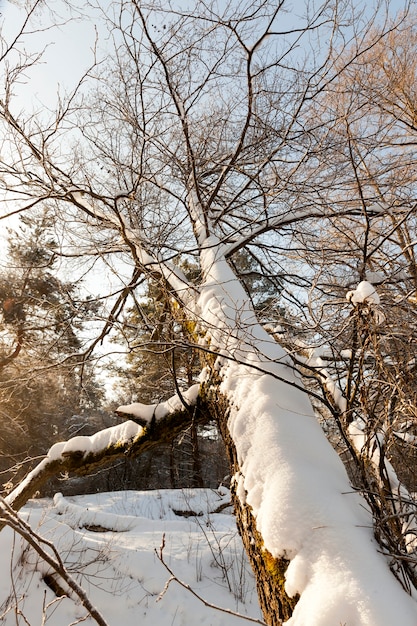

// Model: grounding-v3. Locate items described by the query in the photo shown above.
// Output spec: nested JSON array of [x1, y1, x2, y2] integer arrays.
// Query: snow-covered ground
[[0, 489, 263, 625]]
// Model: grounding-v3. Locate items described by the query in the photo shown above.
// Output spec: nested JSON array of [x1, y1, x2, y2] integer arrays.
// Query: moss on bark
[[201, 382, 298, 625]]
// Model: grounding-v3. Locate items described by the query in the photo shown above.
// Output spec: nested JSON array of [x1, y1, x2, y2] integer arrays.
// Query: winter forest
[[1, 0, 417, 624]]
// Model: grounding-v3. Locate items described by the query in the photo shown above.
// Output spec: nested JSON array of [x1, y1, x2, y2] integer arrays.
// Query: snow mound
[[0, 489, 261, 626]]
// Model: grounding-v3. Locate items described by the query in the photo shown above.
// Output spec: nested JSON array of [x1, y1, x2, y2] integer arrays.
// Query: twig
[[155, 533, 268, 625], [0, 498, 110, 626]]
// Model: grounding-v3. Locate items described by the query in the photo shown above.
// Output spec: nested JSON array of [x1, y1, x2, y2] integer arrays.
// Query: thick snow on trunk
[[197, 238, 417, 626]]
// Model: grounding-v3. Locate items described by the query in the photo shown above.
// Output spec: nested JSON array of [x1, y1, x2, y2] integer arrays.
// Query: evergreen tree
[[111, 273, 229, 489], [0, 210, 103, 492]]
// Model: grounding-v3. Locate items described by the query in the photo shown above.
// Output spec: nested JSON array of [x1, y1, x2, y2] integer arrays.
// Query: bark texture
[[202, 384, 298, 625]]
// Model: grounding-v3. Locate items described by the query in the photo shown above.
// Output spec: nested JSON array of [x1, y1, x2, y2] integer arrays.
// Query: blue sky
[[2, 0, 413, 113]]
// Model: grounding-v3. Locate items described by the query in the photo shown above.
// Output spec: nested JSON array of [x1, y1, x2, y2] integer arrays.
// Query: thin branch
[[156, 533, 268, 626], [0, 497, 109, 626]]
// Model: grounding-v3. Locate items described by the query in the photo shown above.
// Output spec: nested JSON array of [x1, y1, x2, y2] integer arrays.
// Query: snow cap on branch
[[346, 280, 380, 305], [47, 420, 144, 460], [116, 384, 200, 424]]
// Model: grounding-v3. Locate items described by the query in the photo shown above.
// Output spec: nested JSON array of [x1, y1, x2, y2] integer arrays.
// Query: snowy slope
[[0, 489, 263, 625]]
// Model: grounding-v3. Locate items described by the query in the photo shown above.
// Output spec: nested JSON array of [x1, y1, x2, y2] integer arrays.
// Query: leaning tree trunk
[[193, 241, 417, 626], [206, 389, 297, 624]]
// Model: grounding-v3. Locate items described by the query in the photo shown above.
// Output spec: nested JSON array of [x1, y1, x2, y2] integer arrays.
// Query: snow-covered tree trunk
[[188, 242, 417, 625]]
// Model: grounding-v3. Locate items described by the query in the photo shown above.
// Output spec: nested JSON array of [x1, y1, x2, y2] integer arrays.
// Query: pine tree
[[0, 210, 104, 492], [111, 273, 229, 489]]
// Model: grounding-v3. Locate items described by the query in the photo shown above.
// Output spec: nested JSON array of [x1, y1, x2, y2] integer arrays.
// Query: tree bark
[[204, 386, 297, 625]]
